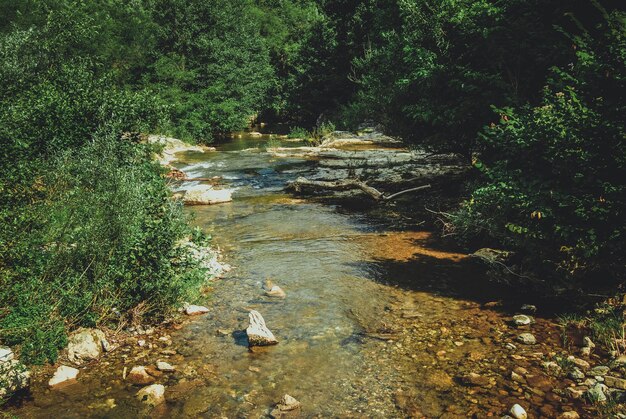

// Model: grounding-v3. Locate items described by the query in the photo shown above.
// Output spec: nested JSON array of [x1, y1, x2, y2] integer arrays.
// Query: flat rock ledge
[[246, 310, 278, 347]]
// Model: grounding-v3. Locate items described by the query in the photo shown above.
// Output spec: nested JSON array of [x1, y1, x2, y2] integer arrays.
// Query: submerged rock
[[183, 186, 233, 205], [0, 346, 29, 398], [156, 361, 175, 372], [67, 328, 109, 364], [270, 394, 301, 418], [263, 280, 287, 298], [127, 366, 155, 385], [49, 365, 79, 387], [459, 372, 490, 387], [136, 384, 165, 406], [246, 310, 278, 346]]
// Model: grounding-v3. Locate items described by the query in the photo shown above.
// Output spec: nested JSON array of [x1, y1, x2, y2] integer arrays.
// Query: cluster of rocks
[[268, 128, 468, 199], [0, 346, 29, 398]]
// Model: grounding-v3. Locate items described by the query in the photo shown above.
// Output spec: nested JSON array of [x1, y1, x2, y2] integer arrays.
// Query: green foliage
[[453, 6, 625, 287], [0, 2, 208, 364], [287, 126, 308, 139]]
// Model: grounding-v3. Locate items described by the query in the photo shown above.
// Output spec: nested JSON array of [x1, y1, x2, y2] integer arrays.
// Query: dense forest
[[0, 0, 624, 368]]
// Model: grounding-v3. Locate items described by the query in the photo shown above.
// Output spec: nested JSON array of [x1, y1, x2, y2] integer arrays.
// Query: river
[[6, 132, 588, 418]]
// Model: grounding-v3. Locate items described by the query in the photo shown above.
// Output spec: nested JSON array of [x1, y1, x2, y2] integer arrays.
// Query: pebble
[[604, 375, 626, 390], [517, 333, 536, 345], [569, 367, 585, 380], [156, 361, 175, 372], [510, 403, 527, 419], [587, 365, 609, 376], [558, 412, 580, 419], [512, 315, 532, 326]]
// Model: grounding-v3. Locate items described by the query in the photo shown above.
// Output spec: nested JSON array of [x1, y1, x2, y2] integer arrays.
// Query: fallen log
[[288, 176, 431, 201]]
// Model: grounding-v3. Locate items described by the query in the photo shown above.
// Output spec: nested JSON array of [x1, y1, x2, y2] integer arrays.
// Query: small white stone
[[156, 361, 175, 372], [185, 305, 210, 315], [48, 365, 79, 386], [510, 403, 527, 419]]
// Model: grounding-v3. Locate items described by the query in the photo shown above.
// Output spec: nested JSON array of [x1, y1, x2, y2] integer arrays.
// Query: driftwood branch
[[289, 177, 431, 201]]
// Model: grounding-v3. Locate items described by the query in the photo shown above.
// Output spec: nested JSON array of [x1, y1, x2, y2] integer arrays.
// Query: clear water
[[6, 133, 579, 418]]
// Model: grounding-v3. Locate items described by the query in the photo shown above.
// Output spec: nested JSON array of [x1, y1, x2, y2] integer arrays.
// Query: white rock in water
[[510, 403, 528, 419], [49, 365, 79, 386], [265, 285, 286, 298], [517, 333, 536, 345], [512, 314, 532, 326], [0, 347, 29, 398], [136, 384, 165, 406], [246, 310, 278, 346], [67, 328, 109, 364], [156, 361, 175, 372], [183, 186, 232, 205], [185, 304, 210, 315]]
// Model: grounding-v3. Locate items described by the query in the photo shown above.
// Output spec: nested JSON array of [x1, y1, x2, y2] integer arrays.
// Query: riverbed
[[6, 133, 591, 418]]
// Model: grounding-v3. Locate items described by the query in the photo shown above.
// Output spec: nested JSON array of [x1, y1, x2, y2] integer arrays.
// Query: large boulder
[[67, 328, 109, 364], [183, 186, 233, 205], [246, 310, 278, 347], [0, 346, 30, 398]]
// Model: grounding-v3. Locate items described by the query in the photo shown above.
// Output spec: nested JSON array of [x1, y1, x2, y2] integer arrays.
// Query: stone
[[588, 366, 609, 376], [460, 372, 490, 387], [512, 315, 532, 326], [517, 333, 536, 345], [582, 336, 595, 348], [520, 304, 537, 313], [185, 304, 210, 315], [270, 394, 301, 418], [48, 365, 79, 387], [0, 347, 14, 363], [156, 361, 175, 372], [580, 346, 591, 357], [542, 361, 562, 375], [67, 328, 109, 364], [470, 248, 513, 265], [265, 285, 287, 298], [136, 384, 165, 407], [569, 367, 585, 380], [511, 371, 525, 383], [569, 356, 590, 369], [127, 366, 155, 385], [510, 403, 527, 419], [183, 186, 233, 205], [246, 310, 278, 347], [0, 347, 29, 398], [558, 412, 580, 419], [586, 383, 607, 402], [605, 375, 626, 390], [564, 387, 585, 399]]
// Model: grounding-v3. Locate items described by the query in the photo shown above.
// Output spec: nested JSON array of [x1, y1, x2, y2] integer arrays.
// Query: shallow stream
[[7, 133, 587, 418]]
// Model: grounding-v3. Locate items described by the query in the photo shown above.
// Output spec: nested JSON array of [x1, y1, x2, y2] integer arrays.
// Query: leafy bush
[[452, 7, 625, 287]]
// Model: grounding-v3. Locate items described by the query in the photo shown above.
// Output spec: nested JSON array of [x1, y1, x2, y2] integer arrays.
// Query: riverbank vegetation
[[1, 0, 624, 364]]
